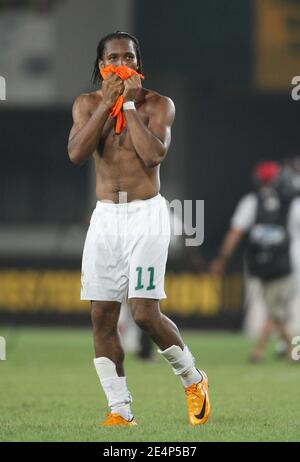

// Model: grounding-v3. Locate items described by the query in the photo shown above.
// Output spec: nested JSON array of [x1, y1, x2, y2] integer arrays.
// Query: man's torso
[[85, 88, 163, 203]]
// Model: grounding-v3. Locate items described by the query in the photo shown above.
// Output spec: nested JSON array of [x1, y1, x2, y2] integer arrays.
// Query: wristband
[[123, 101, 136, 111]]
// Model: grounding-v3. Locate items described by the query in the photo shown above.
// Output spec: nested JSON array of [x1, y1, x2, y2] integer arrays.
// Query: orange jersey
[[100, 65, 144, 134]]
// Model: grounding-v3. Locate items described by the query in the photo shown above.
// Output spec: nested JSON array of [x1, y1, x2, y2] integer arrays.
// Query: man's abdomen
[[94, 152, 160, 203]]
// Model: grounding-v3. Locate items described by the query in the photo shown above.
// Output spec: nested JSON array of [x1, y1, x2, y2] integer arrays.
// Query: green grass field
[[0, 327, 299, 442]]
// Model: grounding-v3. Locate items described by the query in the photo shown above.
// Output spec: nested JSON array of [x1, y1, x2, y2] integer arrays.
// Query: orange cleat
[[185, 370, 210, 425], [100, 413, 137, 427]]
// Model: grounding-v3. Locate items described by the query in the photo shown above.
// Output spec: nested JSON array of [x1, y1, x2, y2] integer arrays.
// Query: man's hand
[[210, 257, 226, 276], [123, 75, 142, 102], [101, 73, 124, 108]]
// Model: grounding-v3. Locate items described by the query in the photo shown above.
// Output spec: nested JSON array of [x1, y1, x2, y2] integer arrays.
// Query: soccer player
[[68, 31, 210, 426]]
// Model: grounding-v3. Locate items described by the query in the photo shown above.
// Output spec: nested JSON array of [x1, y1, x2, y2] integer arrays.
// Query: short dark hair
[[92, 31, 143, 85]]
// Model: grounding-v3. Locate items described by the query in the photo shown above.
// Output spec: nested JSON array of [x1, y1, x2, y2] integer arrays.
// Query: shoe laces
[[185, 383, 199, 397]]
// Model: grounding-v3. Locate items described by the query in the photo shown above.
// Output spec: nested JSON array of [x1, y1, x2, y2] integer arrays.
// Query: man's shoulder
[[234, 192, 258, 216], [144, 89, 175, 116], [73, 91, 101, 112], [237, 192, 257, 207], [144, 90, 174, 108], [289, 196, 300, 216]]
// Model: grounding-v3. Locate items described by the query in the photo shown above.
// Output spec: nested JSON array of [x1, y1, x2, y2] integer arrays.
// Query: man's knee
[[91, 301, 120, 334], [130, 298, 159, 331]]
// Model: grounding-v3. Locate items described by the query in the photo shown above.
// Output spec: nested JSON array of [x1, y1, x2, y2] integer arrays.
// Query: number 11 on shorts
[[135, 266, 156, 290]]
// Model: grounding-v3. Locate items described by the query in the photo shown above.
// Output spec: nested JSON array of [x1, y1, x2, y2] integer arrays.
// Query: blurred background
[[1, 0, 300, 336]]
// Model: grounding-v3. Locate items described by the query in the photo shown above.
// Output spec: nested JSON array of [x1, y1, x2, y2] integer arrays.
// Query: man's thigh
[[81, 209, 128, 303]]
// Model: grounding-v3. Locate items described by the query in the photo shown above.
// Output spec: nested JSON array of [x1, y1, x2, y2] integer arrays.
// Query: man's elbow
[[145, 150, 166, 168], [68, 144, 86, 166], [145, 159, 160, 168]]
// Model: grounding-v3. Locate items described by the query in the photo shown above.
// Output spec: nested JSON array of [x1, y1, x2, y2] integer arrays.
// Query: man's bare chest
[[95, 105, 150, 153]]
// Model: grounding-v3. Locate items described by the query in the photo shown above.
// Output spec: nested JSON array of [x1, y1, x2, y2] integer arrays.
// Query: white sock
[[158, 344, 203, 387], [93, 357, 133, 421]]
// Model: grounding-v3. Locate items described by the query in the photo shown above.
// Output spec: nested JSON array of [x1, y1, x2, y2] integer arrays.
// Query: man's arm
[[68, 95, 109, 165], [210, 228, 245, 275], [123, 76, 175, 168], [68, 74, 124, 165], [210, 193, 257, 275]]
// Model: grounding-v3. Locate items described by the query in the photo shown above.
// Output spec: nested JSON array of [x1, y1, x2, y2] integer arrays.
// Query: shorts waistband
[[95, 193, 164, 212]]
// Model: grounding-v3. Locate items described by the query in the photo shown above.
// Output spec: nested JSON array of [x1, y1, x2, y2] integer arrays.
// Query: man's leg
[[137, 329, 154, 360], [129, 298, 210, 425], [250, 316, 274, 362], [130, 298, 184, 350], [272, 318, 293, 360], [258, 275, 293, 361], [91, 301, 136, 425]]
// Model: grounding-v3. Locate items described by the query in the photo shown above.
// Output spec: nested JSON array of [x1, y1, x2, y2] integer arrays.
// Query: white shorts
[[80, 194, 170, 303]]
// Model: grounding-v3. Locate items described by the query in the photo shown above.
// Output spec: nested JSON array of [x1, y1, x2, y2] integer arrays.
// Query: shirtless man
[[68, 31, 210, 427]]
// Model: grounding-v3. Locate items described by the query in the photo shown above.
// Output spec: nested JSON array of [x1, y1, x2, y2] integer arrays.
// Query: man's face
[[99, 38, 138, 71]]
